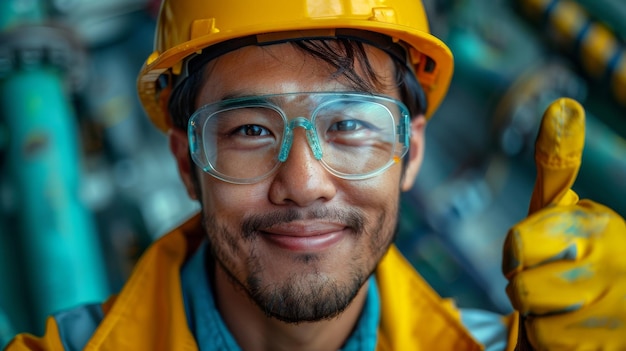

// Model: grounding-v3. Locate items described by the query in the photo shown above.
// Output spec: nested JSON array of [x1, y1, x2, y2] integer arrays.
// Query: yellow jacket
[[7, 215, 518, 350]]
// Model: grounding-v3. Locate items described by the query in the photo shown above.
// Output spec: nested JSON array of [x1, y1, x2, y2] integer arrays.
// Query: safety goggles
[[188, 92, 411, 184]]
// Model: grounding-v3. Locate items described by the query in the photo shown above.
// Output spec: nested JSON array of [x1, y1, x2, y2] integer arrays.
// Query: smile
[[260, 222, 348, 252]]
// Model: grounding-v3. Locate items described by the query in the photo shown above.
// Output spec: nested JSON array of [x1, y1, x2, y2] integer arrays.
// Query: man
[[7, 0, 625, 350]]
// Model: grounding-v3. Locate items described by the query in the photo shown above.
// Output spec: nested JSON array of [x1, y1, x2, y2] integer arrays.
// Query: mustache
[[241, 207, 366, 239]]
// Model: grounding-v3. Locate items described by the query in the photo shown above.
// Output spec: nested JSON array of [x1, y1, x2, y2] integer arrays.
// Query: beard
[[202, 205, 396, 324]]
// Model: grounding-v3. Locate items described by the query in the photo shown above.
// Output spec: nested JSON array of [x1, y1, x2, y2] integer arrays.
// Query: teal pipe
[[0, 0, 109, 336], [0, 68, 110, 334], [0, 68, 111, 333], [0, 0, 46, 338]]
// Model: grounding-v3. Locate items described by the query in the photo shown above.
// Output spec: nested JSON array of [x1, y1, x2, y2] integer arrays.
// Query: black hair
[[167, 37, 426, 130]]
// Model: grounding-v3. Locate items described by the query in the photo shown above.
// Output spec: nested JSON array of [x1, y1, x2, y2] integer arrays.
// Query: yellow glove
[[502, 98, 626, 350]]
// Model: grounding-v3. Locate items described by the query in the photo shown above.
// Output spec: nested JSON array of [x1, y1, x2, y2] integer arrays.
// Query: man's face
[[171, 42, 425, 323]]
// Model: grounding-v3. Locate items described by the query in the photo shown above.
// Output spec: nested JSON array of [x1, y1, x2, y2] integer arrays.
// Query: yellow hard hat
[[137, 0, 454, 131]]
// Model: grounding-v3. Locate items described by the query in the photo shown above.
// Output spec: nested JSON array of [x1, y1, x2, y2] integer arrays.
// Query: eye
[[233, 124, 271, 136], [328, 119, 370, 132]]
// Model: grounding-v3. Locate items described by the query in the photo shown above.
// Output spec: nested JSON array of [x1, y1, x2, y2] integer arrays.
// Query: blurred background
[[1, 0, 625, 345]]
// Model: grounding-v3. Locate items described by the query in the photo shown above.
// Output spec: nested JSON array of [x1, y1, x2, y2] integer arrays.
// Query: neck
[[213, 264, 369, 351]]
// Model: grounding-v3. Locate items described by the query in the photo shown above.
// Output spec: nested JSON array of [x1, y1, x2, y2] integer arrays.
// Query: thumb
[[528, 98, 585, 215], [513, 98, 586, 351]]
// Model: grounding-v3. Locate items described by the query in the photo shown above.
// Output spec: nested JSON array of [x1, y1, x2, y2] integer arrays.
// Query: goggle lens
[[189, 92, 410, 184]]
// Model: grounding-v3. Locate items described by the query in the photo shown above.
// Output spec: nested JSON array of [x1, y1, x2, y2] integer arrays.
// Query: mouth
[[260, 222, 349, 252]]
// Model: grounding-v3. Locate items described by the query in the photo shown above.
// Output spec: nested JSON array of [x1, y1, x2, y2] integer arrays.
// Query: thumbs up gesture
[[502, 98, 626, 350]]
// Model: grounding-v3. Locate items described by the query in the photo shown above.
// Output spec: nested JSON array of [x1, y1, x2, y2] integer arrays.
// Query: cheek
[[199, 177, 270, 218], [343, 168, 403, 205], [351, 169, 403, 232]]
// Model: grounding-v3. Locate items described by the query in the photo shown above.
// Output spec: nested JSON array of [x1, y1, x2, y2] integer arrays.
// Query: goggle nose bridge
[[278, 117, 324, 162]]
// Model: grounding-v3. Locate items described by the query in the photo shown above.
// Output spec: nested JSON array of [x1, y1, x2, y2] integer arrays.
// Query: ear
[[168, 128, 199, 200], [401, 115, 426, 191]]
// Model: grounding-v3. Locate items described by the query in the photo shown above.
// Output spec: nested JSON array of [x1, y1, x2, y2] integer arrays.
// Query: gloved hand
[[502, 98, 626, 350]]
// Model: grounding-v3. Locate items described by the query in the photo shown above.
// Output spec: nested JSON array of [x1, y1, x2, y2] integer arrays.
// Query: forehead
[[194, 42, 399, 107]]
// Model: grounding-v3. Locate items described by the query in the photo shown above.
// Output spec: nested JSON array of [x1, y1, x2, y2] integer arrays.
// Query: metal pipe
[[0, 0, 109, 336]]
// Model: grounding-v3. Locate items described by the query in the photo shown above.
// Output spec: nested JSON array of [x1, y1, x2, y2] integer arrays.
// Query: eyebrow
[[219, 89, 370, 103], [219, 91, 262, 102]]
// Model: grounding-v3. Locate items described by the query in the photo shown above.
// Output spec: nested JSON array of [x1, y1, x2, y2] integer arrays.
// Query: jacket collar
[[88, 214, 482, 351]]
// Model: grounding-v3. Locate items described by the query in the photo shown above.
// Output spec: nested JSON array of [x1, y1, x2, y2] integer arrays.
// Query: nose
[[268, 126, 337, 207]]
